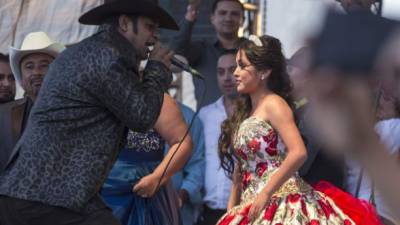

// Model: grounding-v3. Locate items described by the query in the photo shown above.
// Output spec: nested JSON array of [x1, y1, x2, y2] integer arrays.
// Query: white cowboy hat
[[9, 31, 65, 84]]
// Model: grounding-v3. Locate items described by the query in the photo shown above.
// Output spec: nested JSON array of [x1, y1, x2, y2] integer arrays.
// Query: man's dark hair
[[105, 14, 139, 34], [219, 49, 237, 58], [211, 0, 244, 14], [0, 53, 9, 63], [127, 15, 139, 34]]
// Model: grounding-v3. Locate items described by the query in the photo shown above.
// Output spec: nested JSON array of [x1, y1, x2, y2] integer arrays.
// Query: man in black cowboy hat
[[0, 0, 179, 224]]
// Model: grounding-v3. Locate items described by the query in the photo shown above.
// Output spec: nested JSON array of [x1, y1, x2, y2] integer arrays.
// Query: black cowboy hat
[[79, 0, 179, 30]]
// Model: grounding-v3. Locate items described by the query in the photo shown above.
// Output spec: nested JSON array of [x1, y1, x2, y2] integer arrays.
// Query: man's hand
[[178, 189, 190, 208], [185, 0, 201, 22], [132, 173, 161, 198], [149, 42, 174, 68]]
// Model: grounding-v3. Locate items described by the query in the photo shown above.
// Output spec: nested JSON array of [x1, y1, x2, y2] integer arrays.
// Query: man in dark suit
[[171, 0, 246, 108], [0, 0, 178, 224], [0, 32, 65, 171]]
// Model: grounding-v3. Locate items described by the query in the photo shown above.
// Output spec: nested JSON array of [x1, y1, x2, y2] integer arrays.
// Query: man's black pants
[[0, 196, 121, 225], [196, 205, 226, 225]]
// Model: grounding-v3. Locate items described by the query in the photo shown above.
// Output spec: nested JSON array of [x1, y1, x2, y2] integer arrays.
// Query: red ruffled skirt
[[313, 181, 382, 225], [217, 181, 382, 225]]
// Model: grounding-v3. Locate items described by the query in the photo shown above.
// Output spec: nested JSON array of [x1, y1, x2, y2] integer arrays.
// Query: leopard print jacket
[[0, 24, 172, 213]]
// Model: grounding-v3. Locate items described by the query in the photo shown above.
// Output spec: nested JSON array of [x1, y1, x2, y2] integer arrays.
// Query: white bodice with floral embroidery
[[233, 116, 285, 177], [233, 117, 308, 200]]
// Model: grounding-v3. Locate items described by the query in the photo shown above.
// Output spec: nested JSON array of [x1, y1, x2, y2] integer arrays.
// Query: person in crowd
[[0, 0, 182, 224], [0, 32, 65, 171], [287, 46, 345, 188], [0, 53, 15, 104], [198, 49, 238, 225], [344, 27, 400, 224], [345, 91, 400, 225], [171, 0, 245, 108], [216, 35, 382, 224], [101, 92, 192, 225]]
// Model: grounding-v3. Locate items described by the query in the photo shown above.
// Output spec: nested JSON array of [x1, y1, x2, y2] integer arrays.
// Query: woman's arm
[[227, 163, 242, 210], [133, 94, 193, 197], [260, 96, 307, 196], [152, 94, 193, 184], [248, 95, 307, 220]]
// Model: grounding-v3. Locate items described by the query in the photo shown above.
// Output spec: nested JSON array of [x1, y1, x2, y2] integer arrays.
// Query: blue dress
[[101, 130, 182, 225]]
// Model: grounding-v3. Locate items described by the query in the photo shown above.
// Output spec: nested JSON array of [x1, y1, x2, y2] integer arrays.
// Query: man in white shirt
[[198, 49, 238, 225], [346, 118, 400, 225]]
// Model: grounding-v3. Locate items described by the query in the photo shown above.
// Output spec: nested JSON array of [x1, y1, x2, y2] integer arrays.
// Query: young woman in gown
[[216, 35, 383, 225], [101, 93, 192, 225]]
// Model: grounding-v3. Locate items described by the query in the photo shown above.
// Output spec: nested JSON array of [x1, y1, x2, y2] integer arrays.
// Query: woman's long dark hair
[[218, 35, 294, 176]]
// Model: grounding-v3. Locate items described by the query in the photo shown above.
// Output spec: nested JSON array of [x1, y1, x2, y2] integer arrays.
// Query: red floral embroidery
[[237, 205, 251, 225], [308, 219, 320, 225], [288, 193, 301, 203], [242, 171, 252, 189], [263, 131, 278, 156], [344, 219, 352, 225], [301, 199, 308, 216], [238, 216, 249, 225], [255, 162, 268, 177], [241, 204, 252, 215], [262, 130, 276, 143], [317, 199, 337, 219], [271, 160, 281, 168], [264, 200, 278, 221], [265, 146, 278, 156], [317, 208, 324, 217], [247, 139, 261, 153], [217, 214, 235, 225], [236, 147, 248, 160]]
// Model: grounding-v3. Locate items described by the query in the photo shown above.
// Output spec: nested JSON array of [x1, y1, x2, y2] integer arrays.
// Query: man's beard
[[0, 89, 14, 103]]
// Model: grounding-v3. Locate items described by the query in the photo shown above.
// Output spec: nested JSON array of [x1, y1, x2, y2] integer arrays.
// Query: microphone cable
[[154, 72, 207, 194]]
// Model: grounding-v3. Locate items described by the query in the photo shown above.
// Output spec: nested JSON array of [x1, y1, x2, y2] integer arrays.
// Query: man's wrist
[[179, 189, 190, 203], [144, 60, 172, 92], [185, 15, 197, 22]]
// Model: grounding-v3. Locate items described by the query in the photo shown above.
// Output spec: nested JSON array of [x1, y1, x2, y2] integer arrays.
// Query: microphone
[[171, 57, 205, 80]]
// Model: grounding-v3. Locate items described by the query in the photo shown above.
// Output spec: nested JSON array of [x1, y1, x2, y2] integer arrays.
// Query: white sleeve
[[375, 119, 400, 155], [181, 71, 197, 111]]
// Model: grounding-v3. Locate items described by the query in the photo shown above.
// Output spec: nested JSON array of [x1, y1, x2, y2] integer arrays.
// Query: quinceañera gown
[[217, 117, 382, 225]]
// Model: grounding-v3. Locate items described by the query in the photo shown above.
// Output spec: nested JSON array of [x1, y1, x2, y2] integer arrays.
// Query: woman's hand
[[248, 191, 271, 222], [132, 173, 161, 198]]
